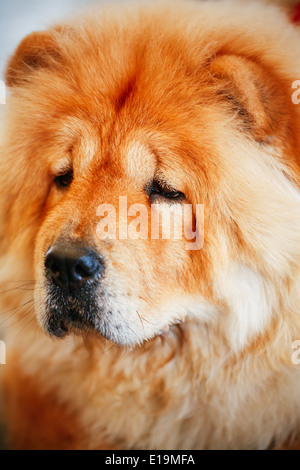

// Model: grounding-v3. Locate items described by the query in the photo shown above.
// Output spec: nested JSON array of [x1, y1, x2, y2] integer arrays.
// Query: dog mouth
[[46, 305, 95, 338], [41, 242, 183, 345], [44, 298, 183, 347], [47, 316, 69, 338], [45, 310, 180, 347], [43, 286, 181, 345], [44, 283, 99, 339]]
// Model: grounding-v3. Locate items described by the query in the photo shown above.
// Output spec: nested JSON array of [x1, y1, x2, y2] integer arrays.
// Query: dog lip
[[47, 318, 69, 338]]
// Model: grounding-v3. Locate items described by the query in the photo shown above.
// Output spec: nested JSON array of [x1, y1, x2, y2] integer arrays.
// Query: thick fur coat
[[1, 0, 300, 449]]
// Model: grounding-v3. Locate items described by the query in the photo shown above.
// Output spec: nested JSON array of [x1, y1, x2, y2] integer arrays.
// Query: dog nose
[[45, 244, 103, 291]]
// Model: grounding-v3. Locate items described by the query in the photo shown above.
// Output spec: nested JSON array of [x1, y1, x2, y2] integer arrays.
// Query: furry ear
[[209, 54, 288, 142], [5, 31, 62, 86]]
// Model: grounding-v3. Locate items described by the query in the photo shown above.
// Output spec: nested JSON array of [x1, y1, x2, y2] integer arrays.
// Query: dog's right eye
[[54, 171, 73, 189], [149, 180, 185, 202]]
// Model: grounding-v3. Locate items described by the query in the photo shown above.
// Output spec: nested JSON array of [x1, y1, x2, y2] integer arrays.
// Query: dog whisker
[[0, 283, 35, 294], [136, 310, 145, 337], [0, 298, 34, 316], [14, 309, 38, 338]]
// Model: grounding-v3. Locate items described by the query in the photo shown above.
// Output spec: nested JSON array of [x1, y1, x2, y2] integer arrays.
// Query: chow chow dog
[[1, 0, 300, 450]]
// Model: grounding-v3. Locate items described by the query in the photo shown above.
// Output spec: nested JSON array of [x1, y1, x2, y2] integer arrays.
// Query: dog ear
[[5, 31, 62, 87], [209, 54, 288, 142]]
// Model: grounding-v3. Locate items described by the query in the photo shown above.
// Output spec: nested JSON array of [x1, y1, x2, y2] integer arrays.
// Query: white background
[[0, 0, 101, 80]]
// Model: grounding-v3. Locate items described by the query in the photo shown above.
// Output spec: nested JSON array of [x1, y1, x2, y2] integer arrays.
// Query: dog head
[[2, 1, 300, 348]]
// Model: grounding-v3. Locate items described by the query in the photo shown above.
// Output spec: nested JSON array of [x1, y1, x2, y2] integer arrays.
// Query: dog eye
[[150, 180, 185, 201], [54, 171, 73, 189]]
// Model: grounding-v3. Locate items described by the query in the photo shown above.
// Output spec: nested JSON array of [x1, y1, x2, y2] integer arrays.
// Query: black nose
[[45, 244, 103, 291]]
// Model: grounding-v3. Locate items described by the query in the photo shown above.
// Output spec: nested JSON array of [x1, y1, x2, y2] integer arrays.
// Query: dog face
[[34, 127, 201, 345], [2, 2, 300, 348]]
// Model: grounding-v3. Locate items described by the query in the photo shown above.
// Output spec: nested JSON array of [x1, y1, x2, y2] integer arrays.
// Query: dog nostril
[[45, 245, 104, 290], [45, 252, 65, 278], [73, 256, 101, 281], [74, 263, 89, 279], [48, 260, 61, 276]]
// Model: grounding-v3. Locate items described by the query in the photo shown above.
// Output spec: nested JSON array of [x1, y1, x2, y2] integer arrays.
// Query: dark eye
[[54, 171, 73, 189], [149, 180, 185, 201]]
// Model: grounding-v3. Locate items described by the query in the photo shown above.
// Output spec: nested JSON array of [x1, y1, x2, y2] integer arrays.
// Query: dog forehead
[[121, 142, 156, 184], [72, 131, 99, 173], [73, 137, 156, 184]]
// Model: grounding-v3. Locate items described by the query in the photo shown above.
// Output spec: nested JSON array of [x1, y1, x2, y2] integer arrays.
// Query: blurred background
[[0, 0, 104, 80], [0, 0, 296, 79]]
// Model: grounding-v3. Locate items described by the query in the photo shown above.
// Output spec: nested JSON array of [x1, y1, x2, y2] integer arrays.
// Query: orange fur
[[1, 0, 300, 449]]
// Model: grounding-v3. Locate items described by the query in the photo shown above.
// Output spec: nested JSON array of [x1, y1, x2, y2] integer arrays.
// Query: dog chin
[[42, 305, 179, 347], [96, 320, 179, 347]]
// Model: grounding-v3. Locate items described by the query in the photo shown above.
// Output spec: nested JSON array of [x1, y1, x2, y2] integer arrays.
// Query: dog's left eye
[[54, 171, 73, 189], [149, 180, 185, 201]]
